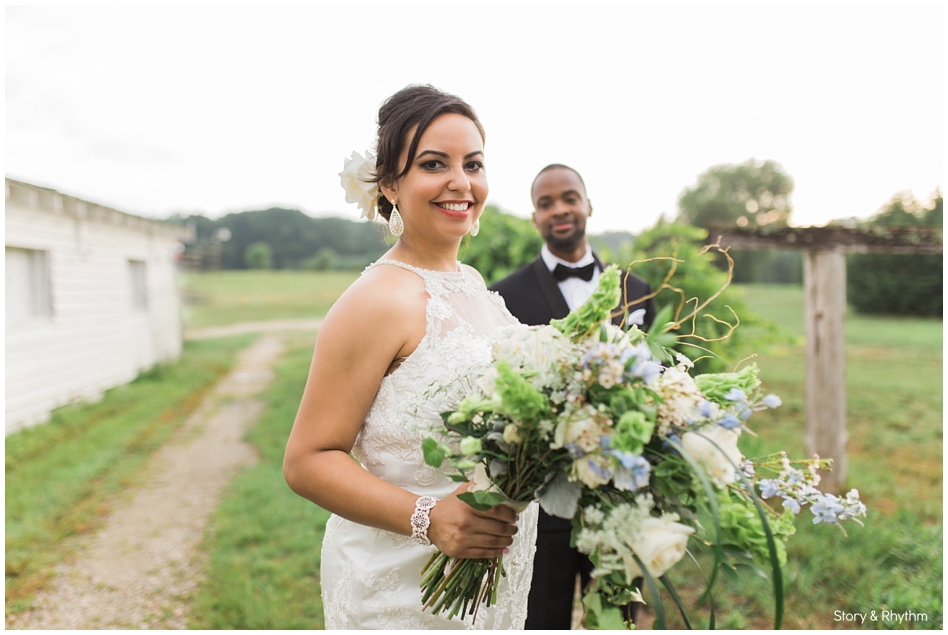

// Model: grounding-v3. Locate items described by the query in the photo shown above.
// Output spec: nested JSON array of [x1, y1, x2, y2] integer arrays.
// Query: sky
[[5, 4, 944, 234]]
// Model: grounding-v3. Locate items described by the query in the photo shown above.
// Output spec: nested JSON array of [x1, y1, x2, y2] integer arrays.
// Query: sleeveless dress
[[319, 260, 539, 630]]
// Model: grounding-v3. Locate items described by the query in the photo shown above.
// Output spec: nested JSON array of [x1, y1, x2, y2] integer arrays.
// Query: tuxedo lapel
[[531, 257, 571, 320]]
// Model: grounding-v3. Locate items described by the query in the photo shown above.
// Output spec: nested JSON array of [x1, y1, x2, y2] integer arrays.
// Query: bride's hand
[[426, 482, 519, 559]]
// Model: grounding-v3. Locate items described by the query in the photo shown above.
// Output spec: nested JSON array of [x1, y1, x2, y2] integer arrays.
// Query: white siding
[[5, 180, 187, 433]]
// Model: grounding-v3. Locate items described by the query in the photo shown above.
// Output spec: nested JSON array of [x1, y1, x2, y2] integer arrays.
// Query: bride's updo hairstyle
[[373, 85, 485, 222]]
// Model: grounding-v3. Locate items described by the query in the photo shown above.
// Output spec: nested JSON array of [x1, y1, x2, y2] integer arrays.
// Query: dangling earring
[[389, 201, 404, 237], [469, 218, 480, 237]]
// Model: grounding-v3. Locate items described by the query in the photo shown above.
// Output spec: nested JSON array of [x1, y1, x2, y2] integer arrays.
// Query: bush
[[610, 222, 785, 373], [460, 205, 543, 285], [244, 241, 273, 269]]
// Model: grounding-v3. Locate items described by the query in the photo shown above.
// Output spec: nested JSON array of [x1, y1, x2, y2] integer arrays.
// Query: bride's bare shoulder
[[321, 263, 426, 335], [460, 263, 486, 287]]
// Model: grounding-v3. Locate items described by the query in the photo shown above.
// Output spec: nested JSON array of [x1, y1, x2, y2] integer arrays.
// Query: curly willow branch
[[611, 248, 685, 328], [671, 238, 735, 329]]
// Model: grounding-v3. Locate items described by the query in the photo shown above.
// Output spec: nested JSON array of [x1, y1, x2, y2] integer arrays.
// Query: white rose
[[339, 150, 379, 220], [621, 514, 694, 582], [681, 425, 743, 488]]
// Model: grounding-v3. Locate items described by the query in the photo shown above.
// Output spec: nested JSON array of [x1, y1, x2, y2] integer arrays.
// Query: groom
[[490, 164, 655, 629]]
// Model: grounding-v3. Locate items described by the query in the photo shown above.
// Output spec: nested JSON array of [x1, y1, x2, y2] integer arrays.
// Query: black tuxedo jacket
[[490, 253, 657, 331]]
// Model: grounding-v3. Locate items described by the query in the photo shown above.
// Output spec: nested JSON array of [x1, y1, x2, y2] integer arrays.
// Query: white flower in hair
[[339, 150, 379, 220]]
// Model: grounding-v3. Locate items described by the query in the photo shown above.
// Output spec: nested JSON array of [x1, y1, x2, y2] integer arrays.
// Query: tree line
[[168, 158, 941, 317]]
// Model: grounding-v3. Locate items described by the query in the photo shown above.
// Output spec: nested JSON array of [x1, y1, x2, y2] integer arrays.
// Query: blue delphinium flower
[[612, 455, 651, 491], [724, 388, 747, 402], [759, 479, 779, 499], [763, 394, 782, 409], [566, 443, 586, 459], [782, 497, 801, 514], [720, 413, 741, 429], [698, 400, 714, 418], [630, 455, 651, 489], [811, 493, 845, 524], [588, 458, 611, 480]]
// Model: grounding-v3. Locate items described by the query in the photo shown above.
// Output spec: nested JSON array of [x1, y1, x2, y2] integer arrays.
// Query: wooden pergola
[[709, 224, 943, 493]]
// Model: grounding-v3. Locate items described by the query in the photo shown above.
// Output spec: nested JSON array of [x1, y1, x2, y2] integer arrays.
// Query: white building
[[5, 178, 191, 434]]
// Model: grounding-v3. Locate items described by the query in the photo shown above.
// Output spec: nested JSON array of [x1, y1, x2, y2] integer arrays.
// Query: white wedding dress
[[320, 260, 539, 630]]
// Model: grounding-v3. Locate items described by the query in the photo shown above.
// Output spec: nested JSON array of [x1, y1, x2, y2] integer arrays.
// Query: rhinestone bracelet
[[410, 496, 438, 546]]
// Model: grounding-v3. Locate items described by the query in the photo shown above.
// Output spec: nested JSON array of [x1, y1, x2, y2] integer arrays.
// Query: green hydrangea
[[493, 361, 551, 423]]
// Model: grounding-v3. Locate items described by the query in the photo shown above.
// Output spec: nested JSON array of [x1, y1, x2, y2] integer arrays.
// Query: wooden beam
[[710, 224, 943, 254], [803, 250, 847, 493]]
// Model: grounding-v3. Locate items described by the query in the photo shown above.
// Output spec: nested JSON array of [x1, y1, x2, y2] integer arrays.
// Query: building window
[[5, 247, 52, 322], [128, 260, 148, 310]]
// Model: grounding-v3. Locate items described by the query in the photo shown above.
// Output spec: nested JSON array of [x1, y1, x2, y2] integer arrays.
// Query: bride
[[283, 85, 539, 629]]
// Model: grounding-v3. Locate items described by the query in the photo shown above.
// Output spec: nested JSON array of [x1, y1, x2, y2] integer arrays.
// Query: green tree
[[847, 191, 943, 317], [460, 205, 543, 285], [244, 241, 273, 269], [678, 159, 796, 283], [678, 159, 794, 229]]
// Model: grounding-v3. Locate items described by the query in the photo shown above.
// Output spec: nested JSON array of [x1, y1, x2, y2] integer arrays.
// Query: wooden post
[[803, 250, 847, 492]]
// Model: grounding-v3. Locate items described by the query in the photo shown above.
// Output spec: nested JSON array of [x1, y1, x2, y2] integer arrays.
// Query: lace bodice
[[320, 259, 539, 630]]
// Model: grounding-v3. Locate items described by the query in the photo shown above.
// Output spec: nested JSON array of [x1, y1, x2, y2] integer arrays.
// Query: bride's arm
[[283, 271, 518, 559]]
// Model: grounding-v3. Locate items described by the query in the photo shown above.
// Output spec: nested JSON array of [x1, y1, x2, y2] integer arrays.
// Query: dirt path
[[7, 335, 285, 630]]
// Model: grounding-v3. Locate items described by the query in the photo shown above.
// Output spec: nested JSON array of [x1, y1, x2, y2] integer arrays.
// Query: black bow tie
[[552, 262, 597, 282]]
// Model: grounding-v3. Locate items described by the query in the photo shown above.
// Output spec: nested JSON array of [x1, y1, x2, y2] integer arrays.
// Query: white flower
[[681, 425, 744, 488], [339, 150, 379, 220], [476, 367, 499, 398], [491, 324, 576, 388], [552, 404, 604, 452], [620, 514, 694, 582], [674, 352, 694, 370], [655, 366, 705, 434]]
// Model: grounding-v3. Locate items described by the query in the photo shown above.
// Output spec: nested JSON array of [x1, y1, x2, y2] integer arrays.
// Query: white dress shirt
[[540, 244, 600, 311]]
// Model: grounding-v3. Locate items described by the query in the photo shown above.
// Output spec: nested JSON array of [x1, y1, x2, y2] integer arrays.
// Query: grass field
[[8, 271, 941, 628], [181, 270, 359, 329]]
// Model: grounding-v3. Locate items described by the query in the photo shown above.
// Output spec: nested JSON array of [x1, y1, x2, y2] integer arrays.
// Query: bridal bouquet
[[420, 266, 866, 628]]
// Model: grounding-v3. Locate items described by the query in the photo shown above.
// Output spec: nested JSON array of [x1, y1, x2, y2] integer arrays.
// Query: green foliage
[[190, 333, 330, 629], [613, 221, 784, 373], [243, 241, 273, 269], [5, 335, 253, 614], [460, 205, 543, 285], [846, 192, 943, 317]]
